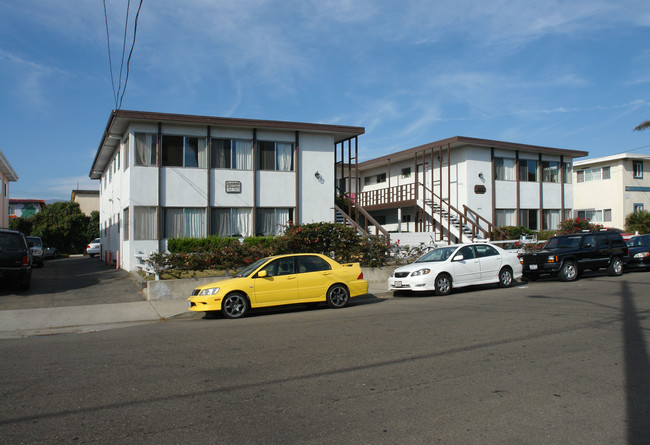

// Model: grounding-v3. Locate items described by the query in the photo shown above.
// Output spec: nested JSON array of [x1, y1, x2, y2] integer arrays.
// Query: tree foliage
[[8, 202, 99, 254], [625, 210, 650, 234], [634, 119, 650, 132]]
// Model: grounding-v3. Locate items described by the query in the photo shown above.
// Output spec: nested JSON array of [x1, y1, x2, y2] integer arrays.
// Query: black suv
[[0, 229, 32, 290], [521, 231, 628, 282]]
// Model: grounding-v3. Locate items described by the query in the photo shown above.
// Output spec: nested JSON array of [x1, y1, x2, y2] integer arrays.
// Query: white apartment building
[[0, 149, 18, 229], [90, 110, 364, 271], [573, 153, 650, 230], [338, 137, 588, 243]]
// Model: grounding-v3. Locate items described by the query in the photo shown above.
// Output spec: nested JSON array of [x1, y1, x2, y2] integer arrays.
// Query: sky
[[1, 0, 650, 201]]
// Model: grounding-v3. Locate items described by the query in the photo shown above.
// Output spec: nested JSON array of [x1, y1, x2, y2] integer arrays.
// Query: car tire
[[559, 261, 578, 282], [221, 292, 249, 319], [326, 284, 349, 308], [607, 257, 623, 276], [434, 273, 452, 296], [497, 267, 514, 288]]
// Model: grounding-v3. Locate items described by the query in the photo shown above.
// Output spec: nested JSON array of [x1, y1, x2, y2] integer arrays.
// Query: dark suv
[[521, 231, 628, 282], [0, 229, 32, 290]]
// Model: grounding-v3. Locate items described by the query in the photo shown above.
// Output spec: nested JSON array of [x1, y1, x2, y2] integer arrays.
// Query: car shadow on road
[[201, 293, 387, 320], [391, 280, 528, 298]]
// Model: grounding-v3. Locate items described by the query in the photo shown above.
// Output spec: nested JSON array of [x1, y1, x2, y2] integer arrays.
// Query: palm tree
[[634, 120, 650, 131]]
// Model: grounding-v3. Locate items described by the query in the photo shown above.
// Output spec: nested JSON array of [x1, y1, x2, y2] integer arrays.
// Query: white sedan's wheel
[[434, 274, 452, 296], [498, 267, 513, 288]]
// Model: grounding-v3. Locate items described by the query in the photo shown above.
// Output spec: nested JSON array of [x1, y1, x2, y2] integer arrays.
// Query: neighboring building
[[71, 189, 99, 215], [0, 150, 18, 229], [89, 110, 364, 271], [9, 199, 46, 219], [337, 136, 588, 243], [573, 153, 650, 230]]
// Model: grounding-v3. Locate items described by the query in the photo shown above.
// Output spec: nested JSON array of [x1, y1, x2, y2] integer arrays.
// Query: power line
[[102, 0, 144, 111]]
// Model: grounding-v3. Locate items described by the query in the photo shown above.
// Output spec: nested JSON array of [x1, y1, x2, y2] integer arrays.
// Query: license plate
[[394, 281, 402, 288], [529, 264, 538, 270]]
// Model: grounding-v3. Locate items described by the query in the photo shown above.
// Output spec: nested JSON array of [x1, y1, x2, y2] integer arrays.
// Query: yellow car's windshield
[[234, 257, 269, 277]]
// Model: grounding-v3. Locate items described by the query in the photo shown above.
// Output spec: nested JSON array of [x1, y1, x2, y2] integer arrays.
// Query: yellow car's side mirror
[[257, 270, 268, 278]]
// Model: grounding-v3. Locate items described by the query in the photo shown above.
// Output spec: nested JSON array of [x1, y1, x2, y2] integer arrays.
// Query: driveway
[[0, 257, 145, 310]]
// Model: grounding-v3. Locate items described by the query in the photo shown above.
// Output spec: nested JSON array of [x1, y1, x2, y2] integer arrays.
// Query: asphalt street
[[1, 268, 649, 444]]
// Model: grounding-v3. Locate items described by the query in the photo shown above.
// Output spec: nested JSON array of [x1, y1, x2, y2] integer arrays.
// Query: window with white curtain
[[134, 133, 157, 166], [519, 209, 538, 230], [259, 141, 294, 171], [495, 209, 515, 227], [543, 209, 561, 230], [542, 161, 559, 183], [134, 206, 157, 240], [210, 208, 252, 237], [164, 208, 206, 238], [495, 157, 516, 181], [211, 139, 253, 170], [256, 208, 292, 236], [162, 135, 207, 168]]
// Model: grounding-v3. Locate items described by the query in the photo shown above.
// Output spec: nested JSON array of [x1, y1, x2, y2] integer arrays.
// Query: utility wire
[[116, 0, 131, 105], [103, 0, 144, 111], [103, 0, 118, 109], [119, 0, 143, 110]]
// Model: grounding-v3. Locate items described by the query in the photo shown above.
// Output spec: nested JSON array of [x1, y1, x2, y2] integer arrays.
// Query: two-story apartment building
[[90, 110, 364, 271], [338, 137, 588, 243], [573, 153, 650, 230]]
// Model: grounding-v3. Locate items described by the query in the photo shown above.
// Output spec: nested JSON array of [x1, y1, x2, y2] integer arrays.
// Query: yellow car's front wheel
[[222, 292, 249, 319]]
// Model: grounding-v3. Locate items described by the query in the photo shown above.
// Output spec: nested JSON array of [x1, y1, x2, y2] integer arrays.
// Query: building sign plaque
[[225, 181, 242, 194], [474, 185, 486, 194]]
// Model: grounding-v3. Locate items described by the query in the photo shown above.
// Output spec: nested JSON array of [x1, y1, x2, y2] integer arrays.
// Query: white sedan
[[388, 243, 523, 296]]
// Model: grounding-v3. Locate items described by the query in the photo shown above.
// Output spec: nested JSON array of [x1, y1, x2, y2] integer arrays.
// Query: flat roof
[[90, 110, 365, 179], [359, 136, 589, 168], [573, 152, 650, 167]]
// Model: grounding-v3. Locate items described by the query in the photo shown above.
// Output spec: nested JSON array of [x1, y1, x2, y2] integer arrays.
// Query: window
[[123, 208, 129, 241], [297, 255, 331, 273], [364, 173, 387, 185], [577, 209, 603, 222], [123, 136, 129, 171], [633, 161, 644, 178], [258, 141, 294, 171], [542, 161, 559, 183], [543, 209, 560, 230], [475, 244, 499, 258], [401, 167, 411, 178], [162, 135, 206, 167], [211, 139, 253, 170], [377, 173, 387, 183], [634, 203, 645, 213], [495, 157, 516, 181], [134, 206, 157, 240], [210, 208, 252, 237], [495, 209, 515, 227], [134, 133, 157, 166], [604, 209, 612, 222], [602, 166, 610, 180], [456, 245, 476, 260], [563, 163, 572, 183], [164, 208, 205, 238], [519, 209, 538, 230], [256, 208, 293, 236], [519, 159, 538, 182]]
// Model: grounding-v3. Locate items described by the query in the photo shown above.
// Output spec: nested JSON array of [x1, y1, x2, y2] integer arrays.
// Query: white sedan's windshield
[[415, 247, 457, 263]]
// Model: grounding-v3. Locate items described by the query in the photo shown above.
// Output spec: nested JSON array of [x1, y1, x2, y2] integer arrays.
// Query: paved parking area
[[0, 257, 145, 310]]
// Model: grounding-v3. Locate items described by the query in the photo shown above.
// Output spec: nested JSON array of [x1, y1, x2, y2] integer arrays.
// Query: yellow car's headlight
[[199, 287, 220, 296]]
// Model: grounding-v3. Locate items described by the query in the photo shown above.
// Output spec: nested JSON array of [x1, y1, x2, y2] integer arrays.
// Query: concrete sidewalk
[[0, 300, 191, 339]]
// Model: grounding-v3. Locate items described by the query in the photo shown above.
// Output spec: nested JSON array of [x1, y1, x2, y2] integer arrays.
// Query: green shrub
[[625, 210, 650, 234], [497, 226, 535, 240]]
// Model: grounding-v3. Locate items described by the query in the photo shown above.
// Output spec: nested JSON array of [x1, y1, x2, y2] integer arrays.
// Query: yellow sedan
[[188, 253, 369, 319]]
